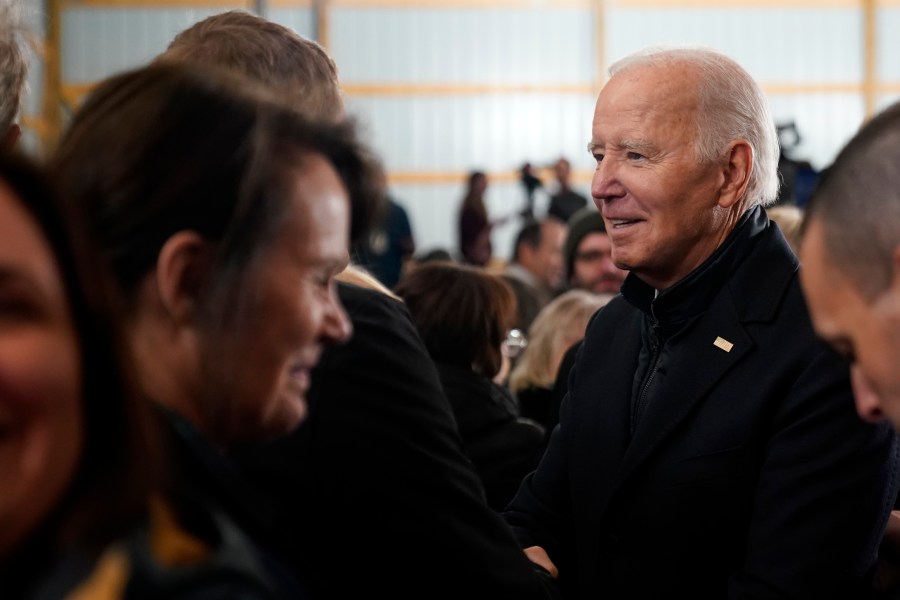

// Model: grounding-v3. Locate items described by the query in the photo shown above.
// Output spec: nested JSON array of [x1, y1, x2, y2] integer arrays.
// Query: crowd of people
[[4, 1, 900, 599]]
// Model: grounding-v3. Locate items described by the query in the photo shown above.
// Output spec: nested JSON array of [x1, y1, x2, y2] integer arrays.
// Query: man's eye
[[627, 152, 645, 160]]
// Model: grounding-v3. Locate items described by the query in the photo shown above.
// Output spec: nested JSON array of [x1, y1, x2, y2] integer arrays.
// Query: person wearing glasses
[[396, 262, 545, 511], [563, 206, 626, 295]]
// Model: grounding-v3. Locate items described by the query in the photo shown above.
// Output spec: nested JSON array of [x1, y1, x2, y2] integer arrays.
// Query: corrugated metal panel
[[345, 93, 596, 173], [878, 8, 900, 80], [331, 7, 594, 84], [268, 7, 315, 39], [769, 93, 865, 170], [606, 8, 862, 82], [61, 7, 236, 82], [49, 2, 888, 254]]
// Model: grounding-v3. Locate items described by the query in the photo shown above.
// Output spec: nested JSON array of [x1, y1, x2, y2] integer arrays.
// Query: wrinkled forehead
[[594, 64, 701, 142], [604, 61, 700, 106]]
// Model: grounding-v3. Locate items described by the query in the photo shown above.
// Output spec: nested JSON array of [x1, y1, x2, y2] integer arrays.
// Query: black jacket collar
[[622, 205, 769, 336]]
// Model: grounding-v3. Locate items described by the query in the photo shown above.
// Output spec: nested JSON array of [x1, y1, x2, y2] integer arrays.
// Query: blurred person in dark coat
[[396, 261, 546, 511], [161, 11, 559, 599]]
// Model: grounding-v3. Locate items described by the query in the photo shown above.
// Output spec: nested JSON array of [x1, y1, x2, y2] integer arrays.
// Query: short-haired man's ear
[[717, 140, 753, 209], [878, 244, 900, 315], [156, 230, 214, 324], [889, 243, 900, 295], [3, 124, 21, 150]]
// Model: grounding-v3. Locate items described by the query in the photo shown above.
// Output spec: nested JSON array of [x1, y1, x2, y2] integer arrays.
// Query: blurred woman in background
[[458, 171, 493, 267], [395, 261, 544, 510]]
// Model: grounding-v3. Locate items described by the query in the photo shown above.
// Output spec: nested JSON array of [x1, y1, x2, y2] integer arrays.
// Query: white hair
[[610, 46, 780, 207], [0, 0, 28, 133]]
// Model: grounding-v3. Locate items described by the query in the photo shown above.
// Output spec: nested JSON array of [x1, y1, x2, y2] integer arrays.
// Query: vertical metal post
[[40, 0, 62, 156], [862, 0, 877, 119], [313, 0, 329, 49], [593, 0, 606, 97], [253, 0, 268, 18]]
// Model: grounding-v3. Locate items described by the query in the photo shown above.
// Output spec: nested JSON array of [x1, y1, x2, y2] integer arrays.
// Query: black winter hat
[[564, 207, 607, 281]]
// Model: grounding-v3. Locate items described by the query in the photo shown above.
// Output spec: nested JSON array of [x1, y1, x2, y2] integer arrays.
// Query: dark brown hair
[[395, 261, 517, 377], [51, 62, 384, 325], [803, 100, 900, 300]]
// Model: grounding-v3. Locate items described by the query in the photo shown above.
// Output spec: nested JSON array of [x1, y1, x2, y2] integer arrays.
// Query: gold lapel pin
[[713, 336, 734, 353]]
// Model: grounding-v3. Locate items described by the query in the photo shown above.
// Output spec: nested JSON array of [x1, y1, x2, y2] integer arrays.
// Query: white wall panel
[[268, 7, 315, 39], [62, 7, 236, 82], [393, 179, 539, 262], [878, 8, 900, 81], [769, 93, 865, 170], [607, 8, 862, 82], [346, 93, 596, 173], [51, 2, 882, 256], [331, 7, 594, 84]]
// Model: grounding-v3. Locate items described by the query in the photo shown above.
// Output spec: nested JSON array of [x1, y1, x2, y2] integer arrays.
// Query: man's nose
[[851, 365, 885, 424], [323, 292, 353, 345], [591, 159, 622, 205]]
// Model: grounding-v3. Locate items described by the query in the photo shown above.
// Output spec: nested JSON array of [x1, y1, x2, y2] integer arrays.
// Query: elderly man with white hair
[[504, 46, 900, 599]]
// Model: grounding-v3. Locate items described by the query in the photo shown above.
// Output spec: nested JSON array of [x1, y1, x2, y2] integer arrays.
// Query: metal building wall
[[333, 4, 597, 256], [29, 0, 900, 261]]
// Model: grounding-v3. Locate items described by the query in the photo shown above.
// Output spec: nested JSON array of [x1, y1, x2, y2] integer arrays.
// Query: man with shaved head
[[799, 98, 900, 598]]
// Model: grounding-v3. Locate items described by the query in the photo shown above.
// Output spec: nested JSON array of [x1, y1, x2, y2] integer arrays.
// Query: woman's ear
[[717, 140, 753, 210], [155, 231, 214, 324]]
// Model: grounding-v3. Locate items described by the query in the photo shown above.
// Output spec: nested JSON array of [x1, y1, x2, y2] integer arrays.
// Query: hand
[[874, 511, 900, 592], [524, 545, 558, 579]]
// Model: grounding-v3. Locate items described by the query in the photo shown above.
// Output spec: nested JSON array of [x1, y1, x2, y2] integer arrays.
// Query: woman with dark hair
[[50, 62, 385, 594], [0, 152, 282, 597], [395, 261, 545, 510], [51, 62, 382, 446]]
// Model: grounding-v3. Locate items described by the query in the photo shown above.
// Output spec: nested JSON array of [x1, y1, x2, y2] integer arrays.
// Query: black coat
[[233, 283, 557, 599], [505, 208, 900, 599], [436, 362, 545, 511]]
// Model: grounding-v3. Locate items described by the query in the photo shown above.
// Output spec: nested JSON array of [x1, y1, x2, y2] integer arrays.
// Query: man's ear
[[717, 140, 753, 209], [887, 243, 900, 296], [156, 231, 214, 324], [518, 243, 536, 266], [874, 243, 900, 316], [3, 124, 21, 150]]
